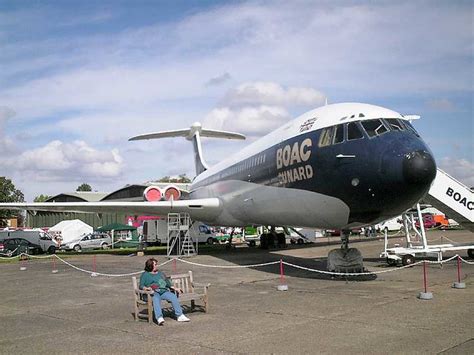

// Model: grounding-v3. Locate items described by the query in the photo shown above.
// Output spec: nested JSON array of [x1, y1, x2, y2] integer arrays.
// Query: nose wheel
[[327, 230, 365, 273]]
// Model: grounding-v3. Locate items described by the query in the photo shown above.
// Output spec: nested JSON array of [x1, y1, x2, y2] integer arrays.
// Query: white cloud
[[0, 106, 17, 154], [204, 82, 325, 136], [439, 158, 474, 188], [222, 82, 325, 108], [9, 140, 123, 182], [204, 105, 290, 136], [425, 99, 456, 111]]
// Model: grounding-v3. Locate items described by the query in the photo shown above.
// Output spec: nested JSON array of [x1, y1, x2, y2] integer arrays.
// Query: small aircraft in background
[[0, 103, 436, 271]]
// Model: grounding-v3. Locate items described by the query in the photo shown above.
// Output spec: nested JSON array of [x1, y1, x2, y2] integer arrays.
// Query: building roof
[[46, 192, 109, 202]]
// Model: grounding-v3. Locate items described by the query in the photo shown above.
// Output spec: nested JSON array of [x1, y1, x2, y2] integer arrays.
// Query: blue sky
[[0, 0, 472, 200]]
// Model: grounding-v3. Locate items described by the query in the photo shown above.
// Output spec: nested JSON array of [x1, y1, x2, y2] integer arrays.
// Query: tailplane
[[129, 122, 245, 176]]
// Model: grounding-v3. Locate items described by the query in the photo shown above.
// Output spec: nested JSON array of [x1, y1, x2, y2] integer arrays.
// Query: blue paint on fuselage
[[192, 121, 436, 225]]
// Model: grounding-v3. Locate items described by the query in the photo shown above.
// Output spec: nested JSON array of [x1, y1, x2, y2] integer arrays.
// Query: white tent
[[49, 220, 93, 244]]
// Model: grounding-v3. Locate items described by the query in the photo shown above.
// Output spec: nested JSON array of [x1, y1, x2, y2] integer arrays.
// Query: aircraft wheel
[[468, 249, 474, 259], [402, 254, 415, 266]]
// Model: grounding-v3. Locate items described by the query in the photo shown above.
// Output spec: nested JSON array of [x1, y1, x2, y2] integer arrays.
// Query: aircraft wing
[[0, 198, 222, 221]]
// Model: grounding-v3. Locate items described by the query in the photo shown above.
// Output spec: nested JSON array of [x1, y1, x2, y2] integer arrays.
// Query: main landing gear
[[327, 230, 364, 273]]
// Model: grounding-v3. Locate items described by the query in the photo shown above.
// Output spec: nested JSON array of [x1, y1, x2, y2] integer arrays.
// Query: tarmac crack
[[438, 337, 474, 354]]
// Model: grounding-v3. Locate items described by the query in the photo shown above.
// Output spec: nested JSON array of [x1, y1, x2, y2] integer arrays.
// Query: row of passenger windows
[[203, 153, 267, 185], [318, 118, 418, 148]]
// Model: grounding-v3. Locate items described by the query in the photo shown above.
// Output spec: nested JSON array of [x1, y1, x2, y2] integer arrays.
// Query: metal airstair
[[380, 168, 474, 265], [423, 168, 473, 232], [166, 213, 196, 257]]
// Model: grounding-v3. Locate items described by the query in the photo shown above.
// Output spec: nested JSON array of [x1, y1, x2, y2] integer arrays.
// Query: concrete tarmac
[[0, 230, 473, 354]]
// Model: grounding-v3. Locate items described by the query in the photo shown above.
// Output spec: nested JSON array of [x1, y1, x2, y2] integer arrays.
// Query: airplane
[[0, 102, 437, 271]]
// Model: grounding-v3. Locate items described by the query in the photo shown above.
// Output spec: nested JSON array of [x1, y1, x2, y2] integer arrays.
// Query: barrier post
[[277, 259, 288, 291], [91, 255, 98, 277], [418, 261, 433, 300], [52, 256, 58, 274], [452, 255, 466, 289], [19, 254, 27, 271]]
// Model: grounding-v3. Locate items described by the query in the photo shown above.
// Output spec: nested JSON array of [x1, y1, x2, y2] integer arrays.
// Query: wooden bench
[[132, 271, 210, 323]]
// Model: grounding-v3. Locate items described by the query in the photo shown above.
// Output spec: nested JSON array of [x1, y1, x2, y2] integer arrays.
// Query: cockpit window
[[333, 124, 344, 144], [347, 122, 364, 140], [318, 127, 335, 147], [385, 118, 405, 131], [401, 120, 420, 137], [360, 119, 388, 138]]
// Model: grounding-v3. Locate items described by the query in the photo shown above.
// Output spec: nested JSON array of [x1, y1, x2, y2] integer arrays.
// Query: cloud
[[221, 81, 325, 108], [203, 81, 325, 136], [204, 105, 290, 136], [439, 158, 474, 188], [0, 106, 17, 154], [426, 99, 456, 111], [206, 72, 232, 86], [9, 140, 124, 182]]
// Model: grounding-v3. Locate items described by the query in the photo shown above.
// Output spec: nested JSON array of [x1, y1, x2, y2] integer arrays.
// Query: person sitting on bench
[[140, 258, 190, 325]]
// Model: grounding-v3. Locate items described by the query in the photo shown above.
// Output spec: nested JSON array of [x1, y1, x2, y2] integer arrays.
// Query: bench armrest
[[193, 282, 211, 288], [137, 289, 154, 295]]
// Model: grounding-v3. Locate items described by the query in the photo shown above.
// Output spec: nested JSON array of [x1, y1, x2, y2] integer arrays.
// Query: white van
[[375, 217, 403, 233], [0, 229, 57, 254], [142, 220, 217, 245]]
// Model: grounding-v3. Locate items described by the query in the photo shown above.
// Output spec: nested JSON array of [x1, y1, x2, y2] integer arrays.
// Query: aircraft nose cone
[[402, 150, 436, 185]]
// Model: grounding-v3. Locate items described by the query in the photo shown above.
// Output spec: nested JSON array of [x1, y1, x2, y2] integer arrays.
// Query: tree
[[158, 174, 191, 183], [76, 183, 92, 192], [34, 194, 52, 202], [0, 177, 25, 227]]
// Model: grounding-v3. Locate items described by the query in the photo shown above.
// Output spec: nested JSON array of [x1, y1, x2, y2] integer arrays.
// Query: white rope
[[176, 258, 281, 269], [459, 256, 474, 265], [282, 260, 427, 276], [50, 254, 173, 277]]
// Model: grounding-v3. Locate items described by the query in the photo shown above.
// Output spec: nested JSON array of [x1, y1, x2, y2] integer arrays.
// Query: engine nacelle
[[143, 186, 163, 201], [164, 185, 181, 201]]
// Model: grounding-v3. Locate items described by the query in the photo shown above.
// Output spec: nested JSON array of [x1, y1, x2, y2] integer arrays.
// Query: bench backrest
[[169, 271, 194, 294], [132, 271, 195, 294]]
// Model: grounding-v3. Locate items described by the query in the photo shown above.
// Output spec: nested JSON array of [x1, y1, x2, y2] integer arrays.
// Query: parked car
[[0, 229, 57, 253], [3, 238, 43, 256], [415, 214, 437, 229], [324, 228, 362, 237], [62, 232, 112, 251], [375, 217, 403, 233], [0, 241, 5, 253]]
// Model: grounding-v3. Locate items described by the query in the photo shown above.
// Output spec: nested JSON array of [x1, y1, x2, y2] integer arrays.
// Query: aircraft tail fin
[[129, 122, 246, 176]]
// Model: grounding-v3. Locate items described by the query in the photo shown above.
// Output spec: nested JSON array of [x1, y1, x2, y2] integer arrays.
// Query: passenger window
[[318, 127, 335, 147], [347, 122, 364, 140], [361, 119, 388, 137], [385, 119, 405, 131], [333, 124, 344, 144]]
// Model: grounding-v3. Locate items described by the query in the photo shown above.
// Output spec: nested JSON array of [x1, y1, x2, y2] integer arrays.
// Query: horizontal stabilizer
[[129, 122, 245, 141], [129, 122, 245, 176]]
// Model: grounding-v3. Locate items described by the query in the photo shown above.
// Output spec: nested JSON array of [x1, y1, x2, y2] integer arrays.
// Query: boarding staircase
[[422, 168, 474, 232], [166, 213, 197, 257]]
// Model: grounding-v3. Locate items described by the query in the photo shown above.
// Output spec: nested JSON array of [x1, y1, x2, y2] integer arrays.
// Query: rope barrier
[[176, 258, 280, 269], [0, 252, 472, 277]]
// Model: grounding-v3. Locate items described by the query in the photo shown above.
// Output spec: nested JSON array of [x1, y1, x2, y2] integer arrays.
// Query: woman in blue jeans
[[140, 258, 190, 325]]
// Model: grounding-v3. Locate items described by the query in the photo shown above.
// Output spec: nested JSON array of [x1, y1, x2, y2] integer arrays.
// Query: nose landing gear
[[327, 230, 365, 273]]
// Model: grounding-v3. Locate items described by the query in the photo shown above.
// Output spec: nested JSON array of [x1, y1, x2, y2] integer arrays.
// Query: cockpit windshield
[[360, 119, 388, 138]]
